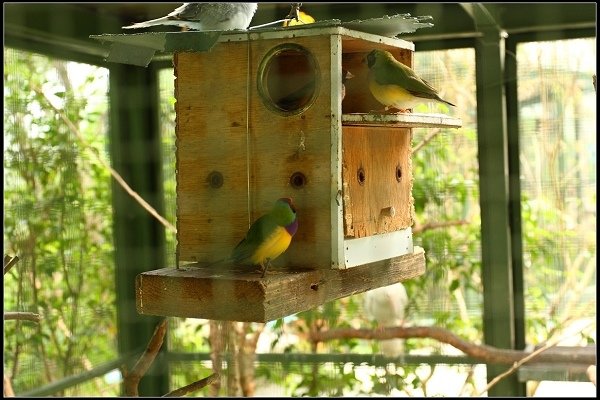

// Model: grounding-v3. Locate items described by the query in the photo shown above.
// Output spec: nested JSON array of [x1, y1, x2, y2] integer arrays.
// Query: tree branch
[[3, 375, 15, 397], [4, 312, 41, 323], [124, 318, 168, 397], [162, 373, 220, 397], [412, 128, 442, 154], [4, 255, 20, 275], [31, 86, 177, 235], [477, 339, 558, 396], [413, 219, 469, 234], [309, 326, 596, 365]]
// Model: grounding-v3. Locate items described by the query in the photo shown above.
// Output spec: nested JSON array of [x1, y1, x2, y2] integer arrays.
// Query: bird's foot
[[260, 258, 272, 278]]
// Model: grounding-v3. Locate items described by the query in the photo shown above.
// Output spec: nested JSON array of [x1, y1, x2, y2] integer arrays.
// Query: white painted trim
[[343, 228, 414, 268], [330, 33, 345, 269]]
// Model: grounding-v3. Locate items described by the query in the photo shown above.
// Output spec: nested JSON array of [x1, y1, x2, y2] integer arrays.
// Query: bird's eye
[[366, 51, 376, 68]]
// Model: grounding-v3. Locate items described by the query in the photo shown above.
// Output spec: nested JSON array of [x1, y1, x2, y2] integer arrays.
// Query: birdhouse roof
[[90, 14, 433, 67]]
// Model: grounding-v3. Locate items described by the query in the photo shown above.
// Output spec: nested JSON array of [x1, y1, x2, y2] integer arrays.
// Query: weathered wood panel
[[342, 113, 463, 128], [136, 248, 426, 322], [342, 125, 413, 238], [175, 36, 335, 268]]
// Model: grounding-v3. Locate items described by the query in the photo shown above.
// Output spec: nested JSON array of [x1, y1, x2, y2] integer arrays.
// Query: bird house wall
[[341, 126, 413, 238], [175, 36, 334, 269]]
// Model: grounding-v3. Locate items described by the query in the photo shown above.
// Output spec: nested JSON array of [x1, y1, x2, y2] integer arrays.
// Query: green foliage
[[3, 48, 117, 395]]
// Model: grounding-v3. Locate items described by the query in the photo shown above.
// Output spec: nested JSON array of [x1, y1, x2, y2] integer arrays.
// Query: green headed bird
[[366, 49, 456, 112], [231, 197, 298, 277]]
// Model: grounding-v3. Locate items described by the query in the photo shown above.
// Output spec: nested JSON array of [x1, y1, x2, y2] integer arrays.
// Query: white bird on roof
[[122, 3, 258, 31], [363, 282, 409, 357]]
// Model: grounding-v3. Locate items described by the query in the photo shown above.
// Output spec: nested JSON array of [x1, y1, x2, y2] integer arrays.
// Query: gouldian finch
[[366, 49, 456, 112], [122, 3, 258, 31], [342, 68, 354, 101], [283, 3, 316, 26], [363, 282, 409, 357], [231, 197, 298, 277]]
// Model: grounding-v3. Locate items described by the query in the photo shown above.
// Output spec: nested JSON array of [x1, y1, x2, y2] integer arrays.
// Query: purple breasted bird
[[231, 197, 298, 277], [342, 68, 354, 101]]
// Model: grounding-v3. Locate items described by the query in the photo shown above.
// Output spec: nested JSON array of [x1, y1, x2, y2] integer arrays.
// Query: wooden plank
[[251, 36, 334, 270], [175, 35, 337, 269], [219, 26, 414, 53], [342, 113, 463, 128], [175, 46, 252, 263], [136, 248, 426, 322], [341, 125, 413, 238]]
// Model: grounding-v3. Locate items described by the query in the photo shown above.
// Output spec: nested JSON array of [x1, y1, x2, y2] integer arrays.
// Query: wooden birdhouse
[[92, 22, 461, 322]]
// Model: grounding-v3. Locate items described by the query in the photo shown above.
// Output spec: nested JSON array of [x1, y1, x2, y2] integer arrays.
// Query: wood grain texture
[[175, 37, 335, 268], [342, 125, 413, 238], [136, 248, 426, 322], [342, 113, 463, 128], [174, 31, 421, 271]]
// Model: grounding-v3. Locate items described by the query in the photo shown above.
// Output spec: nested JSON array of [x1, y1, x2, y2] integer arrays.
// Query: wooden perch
[[309, 326, 596, 365], [124, 318, 168, 397], [162, 373, 220, 397], [4, 312, 41, 323]]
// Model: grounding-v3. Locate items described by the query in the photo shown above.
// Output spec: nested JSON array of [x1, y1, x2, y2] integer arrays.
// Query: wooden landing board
[[342, 113, 463, 128], [136, 248, 426, 322]]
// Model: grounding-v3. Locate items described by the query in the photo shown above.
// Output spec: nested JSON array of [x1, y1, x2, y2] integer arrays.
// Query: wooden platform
[[136, 247, 425, 322], [342, 113, 463, 129]]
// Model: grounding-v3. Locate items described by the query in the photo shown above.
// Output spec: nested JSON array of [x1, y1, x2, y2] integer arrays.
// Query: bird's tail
[[122, 16, 173, 29]]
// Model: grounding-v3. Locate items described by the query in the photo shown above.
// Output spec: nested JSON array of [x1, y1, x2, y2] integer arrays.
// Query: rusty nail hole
[[310, 283, 319, 291], [208, 171, 224, 188], [357, 167, 366, 185], [290, 171, 307, 189], [396, 165, 402, 182]]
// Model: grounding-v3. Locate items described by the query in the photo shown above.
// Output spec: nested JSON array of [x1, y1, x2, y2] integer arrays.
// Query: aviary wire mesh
[[3, 47, 118, 396]]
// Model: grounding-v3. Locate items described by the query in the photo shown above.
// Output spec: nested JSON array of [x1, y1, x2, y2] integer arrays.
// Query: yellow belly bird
[[231, 197, 298, 277], [366, 49, 456, 112]]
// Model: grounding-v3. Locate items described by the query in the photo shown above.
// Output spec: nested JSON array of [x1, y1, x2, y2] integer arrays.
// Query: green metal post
[[464, 3, 526, 396], [505, 37, 527, 353], [109, 63, 169, 396]]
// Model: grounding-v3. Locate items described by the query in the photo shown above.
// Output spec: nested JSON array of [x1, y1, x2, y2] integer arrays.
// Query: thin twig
[[3, 255, 20, 275], [477, 321, 595, 396], [124, 318, 168, 397], [4, 312, 41, 323], [162, 373, 220, 397], [31, 86, 177, 234], [413, 219, 469, 234], [412, 128, 442, 153]]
